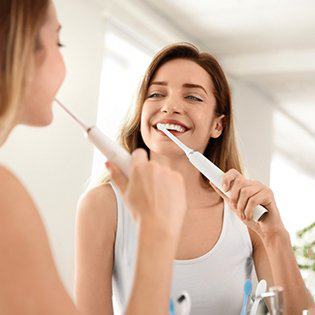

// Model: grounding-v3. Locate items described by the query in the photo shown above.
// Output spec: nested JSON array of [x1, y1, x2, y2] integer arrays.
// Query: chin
[[23, 111, 54, 127], [149, 141, 185, 158], [37, 112, 54, 126]]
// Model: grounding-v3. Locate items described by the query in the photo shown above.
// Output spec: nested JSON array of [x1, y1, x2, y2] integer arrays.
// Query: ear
[[210, 115, 225, 139]]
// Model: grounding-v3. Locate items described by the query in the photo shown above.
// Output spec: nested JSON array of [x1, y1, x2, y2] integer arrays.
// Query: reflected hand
[[209, 169, 286, 239]]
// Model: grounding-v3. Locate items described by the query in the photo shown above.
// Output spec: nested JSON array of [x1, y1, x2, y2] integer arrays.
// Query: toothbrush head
[[175, 291, 192, 315], [157, 123, 166, 131], [255, 279, 267, 298], [156, 123, 193, 155]]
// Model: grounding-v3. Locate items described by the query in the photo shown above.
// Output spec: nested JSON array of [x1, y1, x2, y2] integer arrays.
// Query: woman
[[76, 43, 314, 314], [0, 1, 187, 314]]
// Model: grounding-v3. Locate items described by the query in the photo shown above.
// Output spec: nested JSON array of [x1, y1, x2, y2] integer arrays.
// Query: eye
[[186, 95, 203, 102], [148, 92, 163, 99], [58, 42, 65, 48]]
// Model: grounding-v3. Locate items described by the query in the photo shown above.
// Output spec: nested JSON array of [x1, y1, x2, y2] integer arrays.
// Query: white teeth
[[157, 123, 185, 132]]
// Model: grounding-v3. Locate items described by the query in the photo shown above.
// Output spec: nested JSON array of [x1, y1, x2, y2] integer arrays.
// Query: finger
[[237, 185, 261, 220], [222, 169, 241, 192], [228, 177, 249, 207], [243, 189, 267, 221], [106, 161, 128, 194]]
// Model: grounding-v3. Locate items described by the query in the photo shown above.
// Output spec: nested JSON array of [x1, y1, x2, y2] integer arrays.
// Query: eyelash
[[148, 93, 203, 102], [58, 42, 65, 48]]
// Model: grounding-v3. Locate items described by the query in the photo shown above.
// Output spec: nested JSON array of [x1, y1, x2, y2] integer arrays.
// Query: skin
[[19, 3, 66, 127], [0, 1, 188, 315], [77, 58, 314, 315]]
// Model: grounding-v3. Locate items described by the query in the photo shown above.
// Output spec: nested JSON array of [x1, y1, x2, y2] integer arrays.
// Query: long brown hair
[[0, 0, 49, 144], [98, 42, 242, 186]]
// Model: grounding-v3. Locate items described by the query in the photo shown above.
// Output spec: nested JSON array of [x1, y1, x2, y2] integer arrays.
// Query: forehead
[[43, 1, 59, 28], [151, 58, 213, 90]]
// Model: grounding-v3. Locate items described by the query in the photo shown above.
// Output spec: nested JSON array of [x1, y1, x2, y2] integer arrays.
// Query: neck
[[150, 151, 221, 209]]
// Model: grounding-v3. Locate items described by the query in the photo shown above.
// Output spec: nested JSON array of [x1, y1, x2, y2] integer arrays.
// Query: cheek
[[139, 103, 158, 146], [48, 50, 66, 89], [34, 49, 65, 100], [190, 108, 215, 141], [20, 50, 66, 126], [140, 105, 151, 136], [193, 109, 211, 128]]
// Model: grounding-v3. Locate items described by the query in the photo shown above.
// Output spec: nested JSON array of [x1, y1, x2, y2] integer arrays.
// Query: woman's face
[[19, 1, 66, 126], [140, 58, 224, 157]]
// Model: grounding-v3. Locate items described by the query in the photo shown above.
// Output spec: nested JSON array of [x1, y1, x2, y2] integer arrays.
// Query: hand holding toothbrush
[[106, 148, 187, 241], [209, 169, 286, 239]]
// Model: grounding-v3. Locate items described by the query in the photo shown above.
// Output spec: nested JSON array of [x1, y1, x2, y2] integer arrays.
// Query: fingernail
[[222, 184, 227, 191], [105, 161, 111, 169]]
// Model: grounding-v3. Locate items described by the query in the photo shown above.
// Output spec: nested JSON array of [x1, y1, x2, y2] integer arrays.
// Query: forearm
[[125, 223, 177, 315], [262, 229, 314, 314]]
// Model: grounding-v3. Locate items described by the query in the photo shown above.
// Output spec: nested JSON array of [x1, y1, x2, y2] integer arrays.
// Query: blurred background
[[0, 0, 314, 302]]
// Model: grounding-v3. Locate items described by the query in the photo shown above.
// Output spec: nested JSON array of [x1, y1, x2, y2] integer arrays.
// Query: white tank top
[[110, 183, 253, 314]]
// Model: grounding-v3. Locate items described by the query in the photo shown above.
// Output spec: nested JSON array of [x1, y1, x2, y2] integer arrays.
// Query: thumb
[[106, 161, 128, 194]]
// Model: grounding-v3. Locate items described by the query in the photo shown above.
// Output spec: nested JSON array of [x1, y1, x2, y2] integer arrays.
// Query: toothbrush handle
[[249, 300, 260, 315], [188, 151, 268, 222], [87, 126, 132, 176]]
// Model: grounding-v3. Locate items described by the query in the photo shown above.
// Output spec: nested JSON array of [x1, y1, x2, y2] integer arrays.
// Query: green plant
[[293, 222, 315, 272]]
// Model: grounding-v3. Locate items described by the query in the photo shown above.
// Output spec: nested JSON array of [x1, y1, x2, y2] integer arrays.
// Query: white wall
[[0, 0, 105, 297], [231, 79, 274, 184]]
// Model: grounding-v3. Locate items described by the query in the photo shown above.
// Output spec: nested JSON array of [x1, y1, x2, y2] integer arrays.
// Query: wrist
[[137, 223, 178, 266], [261, 226, 290, 248]]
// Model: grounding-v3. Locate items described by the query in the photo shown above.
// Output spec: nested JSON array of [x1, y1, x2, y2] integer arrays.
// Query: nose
[[160, 98, 184, 115]]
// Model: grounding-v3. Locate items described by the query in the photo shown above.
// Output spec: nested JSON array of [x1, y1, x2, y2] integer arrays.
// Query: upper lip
[[152, 119, 190, 131]]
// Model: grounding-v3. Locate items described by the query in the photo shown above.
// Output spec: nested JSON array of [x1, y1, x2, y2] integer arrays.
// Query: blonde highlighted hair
[[0, 0, 49, 144], [98, 42, 242, 185]]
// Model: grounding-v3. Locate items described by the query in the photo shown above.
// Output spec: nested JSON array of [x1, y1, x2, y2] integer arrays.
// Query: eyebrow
[[150, 81, 208, 95]]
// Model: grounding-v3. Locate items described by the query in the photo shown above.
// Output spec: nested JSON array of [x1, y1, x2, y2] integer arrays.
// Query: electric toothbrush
[[174, 291, 192, 315], [157, 123, 267, 222], [55, 99, 131, 176], [241, 279, 252, 315], [250, 279, 267, 315]]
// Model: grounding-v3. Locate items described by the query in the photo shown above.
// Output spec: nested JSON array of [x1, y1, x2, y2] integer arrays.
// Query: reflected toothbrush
[[241, 279, 252, 315], [55, 99, 131, 176], [250, 279, 267, 315], [157, 123, 267, 222], [174, 291, 192, 315]]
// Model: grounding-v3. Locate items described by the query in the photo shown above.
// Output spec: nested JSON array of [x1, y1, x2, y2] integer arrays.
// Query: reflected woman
[[76, 43, 314, 314]]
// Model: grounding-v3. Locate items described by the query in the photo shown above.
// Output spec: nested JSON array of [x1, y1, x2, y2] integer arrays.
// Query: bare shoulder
[[76, 183, 117, 235], [0, 164, 45, 241], [0, 164, 36, 211], [0, 166, 78, 314], [0, 164, 24, 191]]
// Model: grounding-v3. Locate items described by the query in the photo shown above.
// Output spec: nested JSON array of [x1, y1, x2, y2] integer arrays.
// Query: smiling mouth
[[152, 122, 190, 135]]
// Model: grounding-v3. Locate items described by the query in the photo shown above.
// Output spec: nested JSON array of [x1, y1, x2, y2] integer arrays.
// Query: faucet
[[258, 286, 284, 315]]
